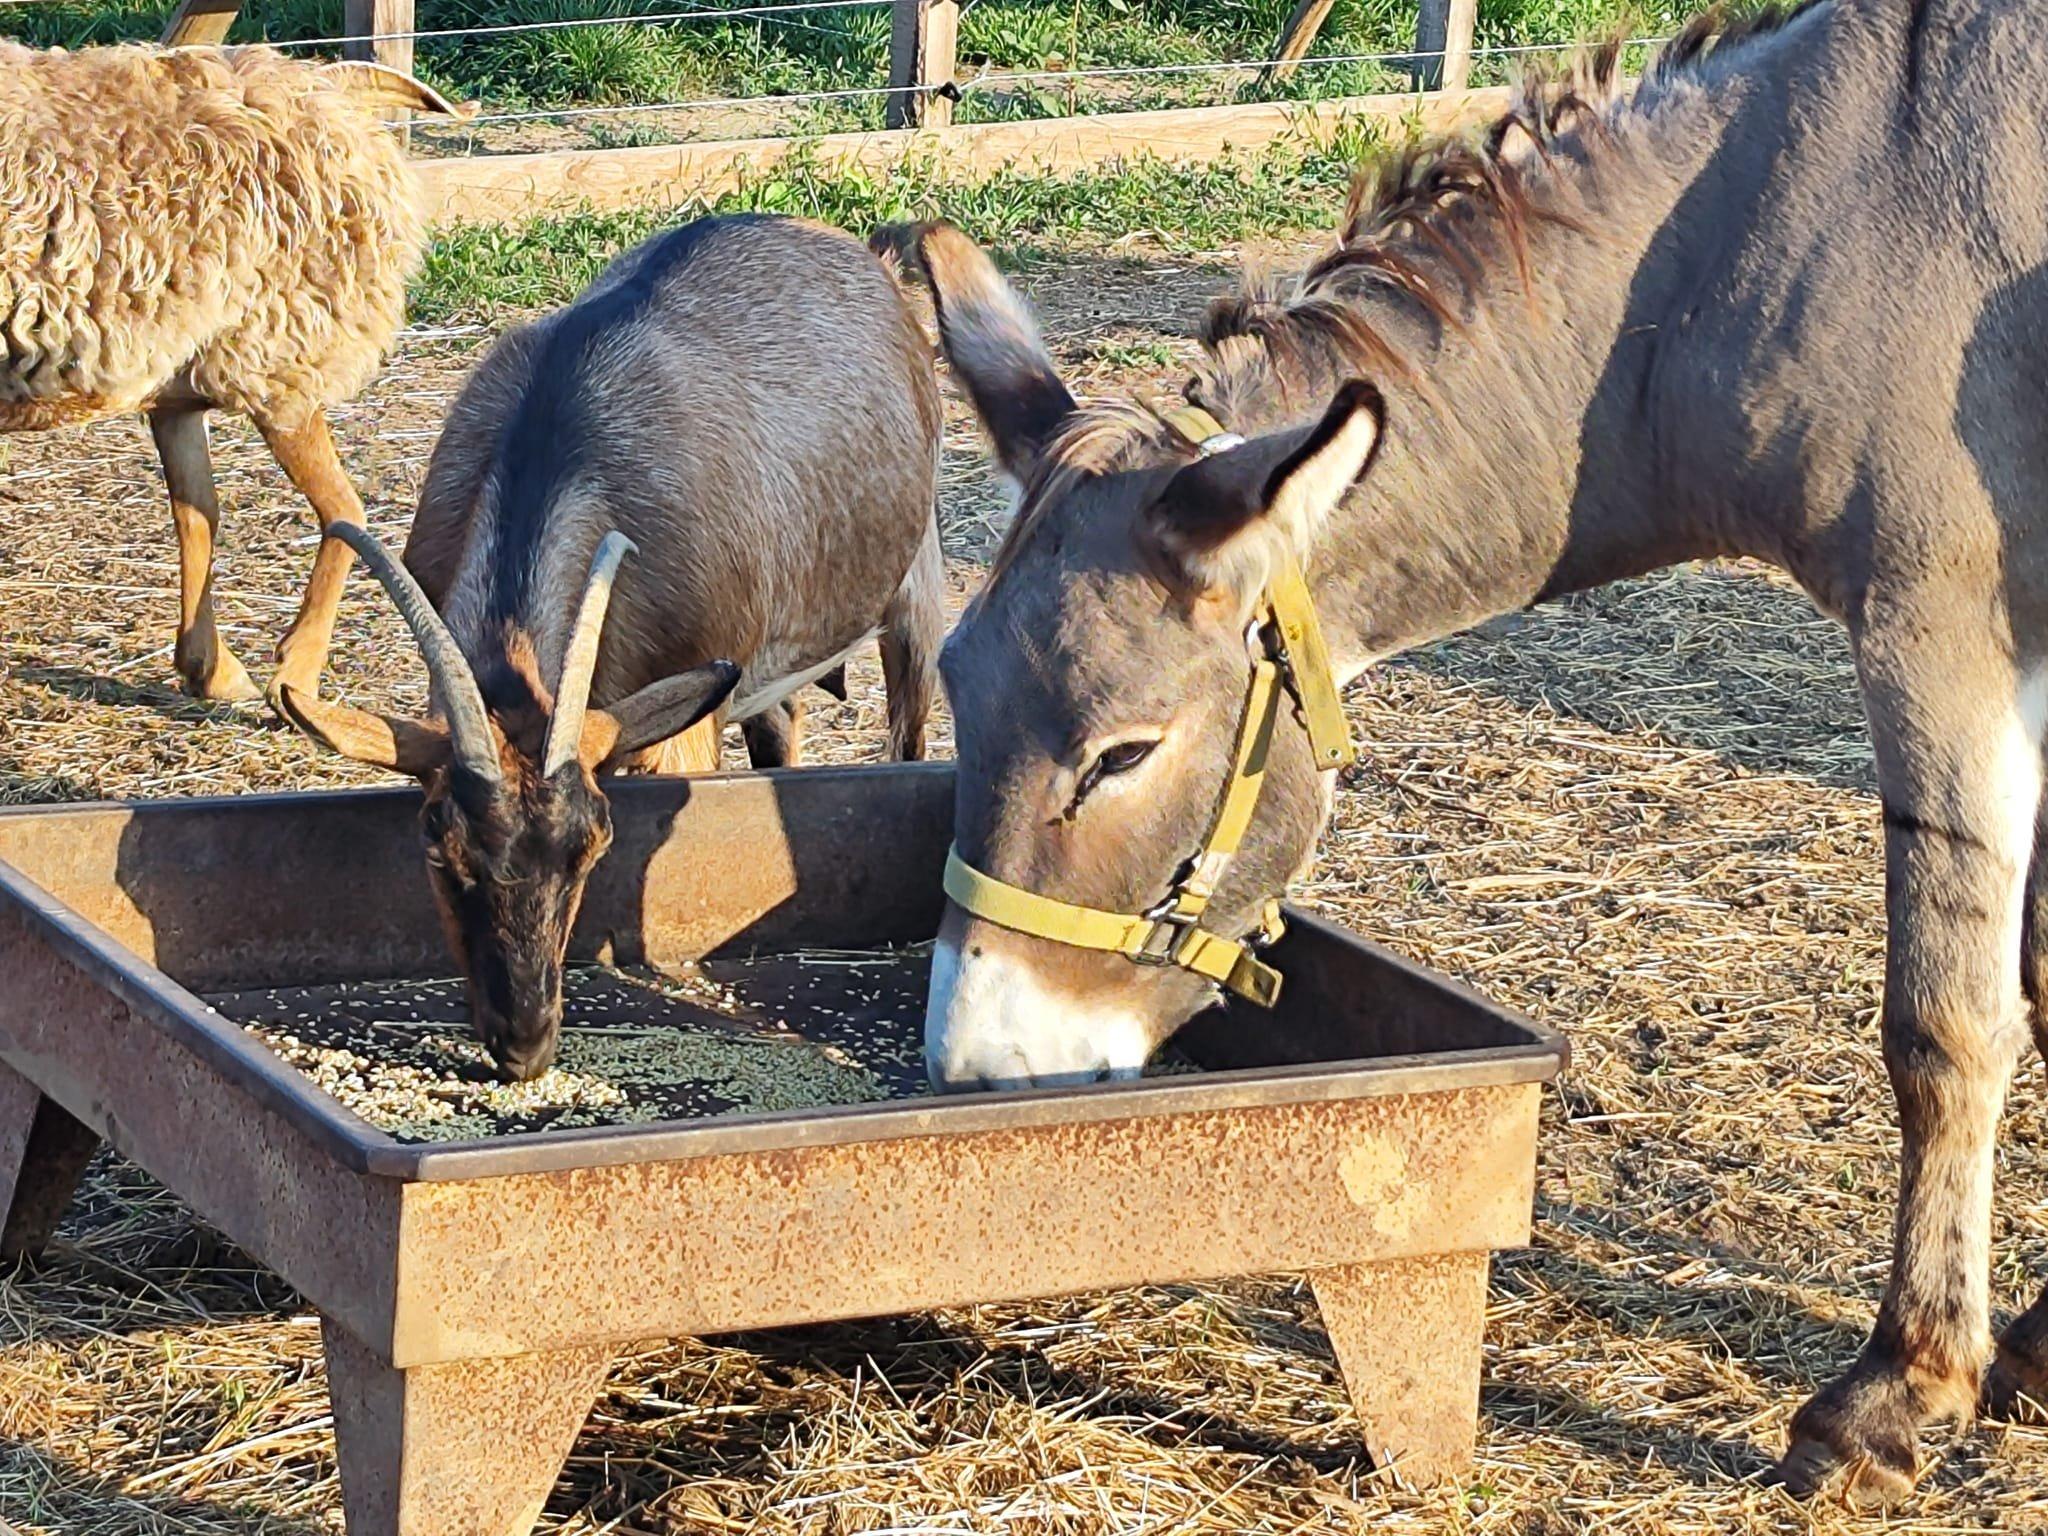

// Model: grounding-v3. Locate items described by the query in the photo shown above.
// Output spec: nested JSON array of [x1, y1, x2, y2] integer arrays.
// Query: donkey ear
[[580, 660, 742, 771], [881, 220, 1076, 481], [1146, 381, 1385, 598]]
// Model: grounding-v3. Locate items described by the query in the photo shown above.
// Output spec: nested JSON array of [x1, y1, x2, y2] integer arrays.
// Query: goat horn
[[324, 522, 502, 783], [544, 530, 637, 777]]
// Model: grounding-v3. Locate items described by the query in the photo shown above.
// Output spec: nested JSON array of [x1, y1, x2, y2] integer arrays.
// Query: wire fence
[[0, 0, 1676, 160], [258, 0, 891, 51], [452, 39, 1660, 129]]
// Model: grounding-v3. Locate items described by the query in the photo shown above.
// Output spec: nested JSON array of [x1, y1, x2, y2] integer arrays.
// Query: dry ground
[[2, 242, 2046, 1534]]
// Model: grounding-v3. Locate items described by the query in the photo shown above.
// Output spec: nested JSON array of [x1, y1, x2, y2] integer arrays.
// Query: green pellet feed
[[209, 950, 933, 1144], [212, 947, 1204, 1143]]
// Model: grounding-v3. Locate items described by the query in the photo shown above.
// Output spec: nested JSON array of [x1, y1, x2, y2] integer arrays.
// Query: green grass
[[3, 0, 1726, 124], [410, 123, 1379, 322]]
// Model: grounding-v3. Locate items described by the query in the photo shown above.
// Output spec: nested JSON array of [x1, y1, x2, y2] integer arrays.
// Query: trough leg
[[322, 1319, 610, 1536], [0, 1061, 98, 1260], [1310, 1252, 1489, 1484]]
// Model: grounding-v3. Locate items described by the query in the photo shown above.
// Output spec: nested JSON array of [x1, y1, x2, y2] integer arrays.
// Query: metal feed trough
[[0, 764, 1564, 1536]]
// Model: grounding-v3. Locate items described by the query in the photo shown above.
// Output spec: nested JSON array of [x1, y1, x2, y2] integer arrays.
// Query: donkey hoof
[[1983, 1353, 2048, 1424], [1774, 1433, 1917, 1509]]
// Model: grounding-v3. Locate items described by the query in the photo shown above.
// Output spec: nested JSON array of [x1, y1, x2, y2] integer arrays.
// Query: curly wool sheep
[[0, 43, 467, 702]]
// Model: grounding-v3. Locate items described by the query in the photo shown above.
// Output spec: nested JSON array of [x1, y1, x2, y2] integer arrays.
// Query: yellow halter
[[941, 405, 1356, 1009]]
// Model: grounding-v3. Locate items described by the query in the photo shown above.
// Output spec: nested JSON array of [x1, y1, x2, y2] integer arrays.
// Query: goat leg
[[880, 518, 943, 761]]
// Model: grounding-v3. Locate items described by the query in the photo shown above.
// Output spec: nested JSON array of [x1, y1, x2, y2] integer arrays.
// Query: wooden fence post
[[887, 0, 959, 130], [1260, 0, 1340, 87], [159, 0, 241, 47], [1413, 0, 1477, 92], [345, 0, 418, 134]]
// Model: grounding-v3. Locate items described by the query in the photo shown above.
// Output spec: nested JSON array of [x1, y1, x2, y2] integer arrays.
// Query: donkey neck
[[1244, 26, 1823, 676]]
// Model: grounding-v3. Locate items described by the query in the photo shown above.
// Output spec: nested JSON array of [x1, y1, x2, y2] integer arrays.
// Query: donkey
[[282, 213, 944, 1080], [902, 0, 2048, 1503]]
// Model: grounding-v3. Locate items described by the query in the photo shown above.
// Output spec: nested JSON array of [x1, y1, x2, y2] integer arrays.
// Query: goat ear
[[580, 661, 742, 771], [878, 220, 1075, 481], [276, 685, 454, 779], [1144, 381, 1385, 600], [318, 61, 478, 119]]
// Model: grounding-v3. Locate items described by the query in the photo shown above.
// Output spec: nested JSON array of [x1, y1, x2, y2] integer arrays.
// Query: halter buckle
[[1133, 900, 1199, 965]]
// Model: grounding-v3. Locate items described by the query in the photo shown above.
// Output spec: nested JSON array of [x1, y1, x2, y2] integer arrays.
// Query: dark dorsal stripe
[[482, 215, 777, 684]]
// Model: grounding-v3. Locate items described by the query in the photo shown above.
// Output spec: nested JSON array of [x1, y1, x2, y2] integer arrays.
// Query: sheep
[[0, 42, 469, 704]]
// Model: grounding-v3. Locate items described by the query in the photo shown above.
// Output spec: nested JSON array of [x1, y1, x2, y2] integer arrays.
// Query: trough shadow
[[1501, 1238, 1867, 1399], [0, 1438, 328, 1536], [720, 1279, 1786, 1492], [3, 1151, 303, 1342], [1480, 1377, 1776, 1488], [699, 1188, 1904, 1496], [719, 1297, 1366, 1469]]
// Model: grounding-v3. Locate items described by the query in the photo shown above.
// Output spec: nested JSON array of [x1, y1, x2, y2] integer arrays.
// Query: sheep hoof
[[185, 653, 261, 704]]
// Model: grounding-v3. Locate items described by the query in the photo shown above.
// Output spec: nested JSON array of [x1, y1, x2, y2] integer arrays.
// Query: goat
[[0, 43, 468, 704], [280, 212, 945, 1080]]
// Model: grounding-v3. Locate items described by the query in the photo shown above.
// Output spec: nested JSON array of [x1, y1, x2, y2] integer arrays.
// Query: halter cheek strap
[[943, 403, 1355, 1008]]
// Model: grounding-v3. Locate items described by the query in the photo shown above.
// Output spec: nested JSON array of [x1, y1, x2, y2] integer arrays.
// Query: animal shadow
[[15, 662, 258, 725]]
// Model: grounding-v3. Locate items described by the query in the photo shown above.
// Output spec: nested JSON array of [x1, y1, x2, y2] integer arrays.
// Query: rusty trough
[[0, 764, 1564, 1535]]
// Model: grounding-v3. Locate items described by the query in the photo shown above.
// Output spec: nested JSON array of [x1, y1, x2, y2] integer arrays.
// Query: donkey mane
[[984, 0, 1829, 586]]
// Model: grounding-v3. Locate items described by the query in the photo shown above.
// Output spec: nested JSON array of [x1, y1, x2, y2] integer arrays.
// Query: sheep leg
[[259, 409, 366, 705], [149, 407, 259, 702]]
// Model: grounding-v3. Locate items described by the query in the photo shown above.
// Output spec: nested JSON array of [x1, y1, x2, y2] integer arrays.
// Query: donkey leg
[[257, 409, 366, 706], [880, 519, 943, 762], [1981, 801, 2048, 1420], [149, 407, 259, 702], [1781, 642, 2044, 1504]]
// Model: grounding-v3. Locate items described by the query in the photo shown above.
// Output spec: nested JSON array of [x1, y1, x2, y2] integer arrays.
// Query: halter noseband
[[941, 404, 1355, 1009]]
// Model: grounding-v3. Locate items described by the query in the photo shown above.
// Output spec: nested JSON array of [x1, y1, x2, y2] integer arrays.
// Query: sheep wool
[[0, 44, 429, 430]]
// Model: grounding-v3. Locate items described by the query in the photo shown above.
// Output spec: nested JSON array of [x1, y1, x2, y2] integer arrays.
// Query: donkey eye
[[1098, 739, 1156, 776], [1068, 736, 1159, 817]]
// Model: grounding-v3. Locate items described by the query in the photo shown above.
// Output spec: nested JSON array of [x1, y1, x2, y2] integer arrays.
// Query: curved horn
[[544, 530, 637, 777], [325, 522, 501, 783]]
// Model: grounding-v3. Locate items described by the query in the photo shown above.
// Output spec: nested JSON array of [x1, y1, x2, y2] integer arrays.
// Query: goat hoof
[[265, 675, 315, 715]]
